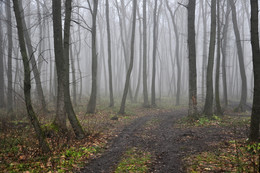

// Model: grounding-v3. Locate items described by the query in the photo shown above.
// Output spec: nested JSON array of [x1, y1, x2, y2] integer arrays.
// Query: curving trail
[[80, 109, 247, 173]]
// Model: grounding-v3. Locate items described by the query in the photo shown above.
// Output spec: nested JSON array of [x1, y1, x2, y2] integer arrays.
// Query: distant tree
[[188, 0, 198, 116], [6, 0, 13, 113], [249, 0, 260, 142], [119, 0, 137, 114], [142, 0, 149, 107], [200, 0, 208, 100], [134, 5, 143, 103], [221, 1, 230, 107], [203, 0, 216, 117], [105, 0, 114, 107], [0, 5, 4, 109], [114, 0, 134, 102], [229, 0, 247, 112], [18, 0, 48, 113], [165, 0, 181, 106], [151, 0, 162, 107], [12, 0, 50, 153], [87, 0, 99, 113], [215, 0, 222, 115]]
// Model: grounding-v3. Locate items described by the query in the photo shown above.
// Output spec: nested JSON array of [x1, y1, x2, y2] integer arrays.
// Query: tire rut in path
[[80, 109, 248, 173], [80, 113, 159, 173]]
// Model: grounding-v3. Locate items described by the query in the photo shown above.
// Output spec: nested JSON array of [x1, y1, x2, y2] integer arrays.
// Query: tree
[[52, 0, 85, 138], [63, 0, 85, 139], [0, 5, 4, 109], [249, 0, 260, 141], [215, 0, 222, 115], [6, 0, 13, 113], [105, 0, 114, 107], [221, 1, 230, 107], [119, 0, 137, 114], [188, 0, 198, 116], [18, 0, 48, 113], [201, 0, 208, 100], [52, 0, 67, 131], [87, 0, 99, 113], [229, 0, 247, 112], [12, 0, 50, 153], [165, 0, 181, 106], [151, 0, 160, 107], [142, 0, 149, 107], [203, 0, 216, 117]]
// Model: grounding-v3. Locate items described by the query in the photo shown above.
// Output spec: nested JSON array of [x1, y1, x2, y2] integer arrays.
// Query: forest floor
[[80, 108, 250, 173], [0, 101, 256, 172]]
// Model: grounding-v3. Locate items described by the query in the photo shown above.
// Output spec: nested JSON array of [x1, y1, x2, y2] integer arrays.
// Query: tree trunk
[[13, 0, 50, 153], [115, 0, 134, 102], [87, 0, 99, 114], [6, 0, 13, 113], [249, 0, 260, 142], [201, 0, 208, 100], [215, 0, 222, 115], [105, 0, 114, 107], [165, 0, 181, 106], [142, 0, 149, 107], [203, 0, 216, 117], [35, 0, 44, 73], [119, 0, 137, 114], [188, 0, 198, 116], [75, 8, 82, 102], [52, 0, 67, 131], [63, 0, 85, 139], [229, 0, 247, 112], [0, 12, 4, 108], [151, 0, 159, 107], [134, 7, 143, 103], [221, 2, 230, 107], [18, 0, 48, 113], [70, 42, 77, 106]]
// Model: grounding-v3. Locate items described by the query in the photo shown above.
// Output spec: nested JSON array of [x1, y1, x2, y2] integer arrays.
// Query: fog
[[0, 0, 253, 111]]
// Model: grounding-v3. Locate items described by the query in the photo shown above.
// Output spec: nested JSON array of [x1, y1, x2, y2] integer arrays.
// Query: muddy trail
[[80, 110, 247, 173]]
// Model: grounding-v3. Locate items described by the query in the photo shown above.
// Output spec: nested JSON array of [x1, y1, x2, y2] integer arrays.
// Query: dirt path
[[80, 110, 247, 173]]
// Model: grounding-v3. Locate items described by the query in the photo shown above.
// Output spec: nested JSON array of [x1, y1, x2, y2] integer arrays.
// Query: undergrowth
[[115, 147, 152, 173], [184, 140, 260, 172]]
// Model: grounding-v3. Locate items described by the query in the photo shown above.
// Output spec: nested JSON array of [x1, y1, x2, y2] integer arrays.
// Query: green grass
[[185, 140, 260, 172], [177, 114, 250, 128], [115, 147, 152, 173]]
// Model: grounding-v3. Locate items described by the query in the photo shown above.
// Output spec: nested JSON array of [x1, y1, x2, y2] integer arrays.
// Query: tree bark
[[201, 0, 208, 100], [134, 7, 143, 103], [215, 0, 222, 115], [105, 0, 114, 107], [6, 0, 13, 113], [70, 42, 77, 106], [52, 0, 67, 131], [18, 0, 48, 113], [203, 0, 216, 117], [0, 11, 4, 108], [13, 0, 50, 153], [142, 0, 149, 107], [249, 0, 260, 142], [188, 0, 198, 116], [165, 0, 181, 106], [151, 0, 159, 107], [229, 0, 247, 112], [221, 2, 230, 107], [119, 0, 137, 114], [63, 0, 85, 139], [87, 0, 99, 114]]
